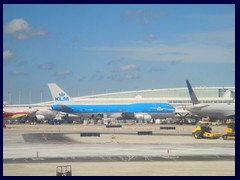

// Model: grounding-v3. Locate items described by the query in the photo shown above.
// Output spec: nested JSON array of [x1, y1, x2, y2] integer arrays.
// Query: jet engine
[[36, 114, 45, 121], [134, 113, 152, 121]]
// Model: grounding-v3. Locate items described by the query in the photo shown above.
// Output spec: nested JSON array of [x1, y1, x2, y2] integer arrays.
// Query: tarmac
[[3, 124, 235, 176]]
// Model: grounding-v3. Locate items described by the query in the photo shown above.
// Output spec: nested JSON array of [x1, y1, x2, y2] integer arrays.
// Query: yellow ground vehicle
[[222, 121, 235, 140], [192, 123, 222, 139]]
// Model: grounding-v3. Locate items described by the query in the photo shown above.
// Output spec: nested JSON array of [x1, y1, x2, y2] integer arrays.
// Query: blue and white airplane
[[48, 83, 175, 121]]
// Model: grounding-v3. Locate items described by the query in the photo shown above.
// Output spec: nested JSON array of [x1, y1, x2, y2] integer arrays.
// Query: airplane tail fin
[[48, 83, 72, 104], [186, 80, 200, 105]]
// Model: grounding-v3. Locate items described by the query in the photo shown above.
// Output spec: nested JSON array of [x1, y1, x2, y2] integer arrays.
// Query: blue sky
[[3, 4, 235, 104]]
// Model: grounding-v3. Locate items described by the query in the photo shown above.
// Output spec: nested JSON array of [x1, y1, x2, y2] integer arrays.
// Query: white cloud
[[124, 10, 165, 25], [31, 29, 48, 37], [124, 73, 140, 79], [120, 64, 139, 71], [3, 49, 14, 60], [144, 34, 158, 43], [4, 18, 47, 40], [92, 30, 234, 64], [150, 67, 164, 72], [38, 63, 55, 70], [53, 70, 72, 78], [8, 70, 27, 76], [5, 19, 30, 34], [181, 30, 235, 46], [15, 33, 29, 40], [108, 72, 140, 81]]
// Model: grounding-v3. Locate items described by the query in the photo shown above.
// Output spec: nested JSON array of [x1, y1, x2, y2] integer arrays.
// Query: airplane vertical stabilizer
[[48, 83, 72, 104], [186, 80, 200, 105]]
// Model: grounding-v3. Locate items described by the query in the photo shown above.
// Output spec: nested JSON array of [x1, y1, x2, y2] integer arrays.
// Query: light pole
[[19, 91, 21, 104], [29, 90, 31, 104]]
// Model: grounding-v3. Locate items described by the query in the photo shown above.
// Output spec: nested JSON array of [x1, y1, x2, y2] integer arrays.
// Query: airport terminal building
[[3, 86, 235, 107], [72, 86, 235, 108]]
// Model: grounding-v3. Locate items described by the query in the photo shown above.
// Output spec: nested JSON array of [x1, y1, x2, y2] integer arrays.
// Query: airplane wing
[[226, 114, 235, 119], [54, 105, 74, 112], [191, 104, 209, 110]]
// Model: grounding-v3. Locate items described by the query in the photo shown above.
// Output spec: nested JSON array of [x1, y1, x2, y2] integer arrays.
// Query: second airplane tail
[[48, 83, 72, 104], [186, 80, 200, 105]]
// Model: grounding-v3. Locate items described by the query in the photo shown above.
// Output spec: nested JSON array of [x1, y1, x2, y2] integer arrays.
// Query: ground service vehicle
[[222, 121, 235, 140], [48, 119, 62, 125], [192, 123, 222, 139]]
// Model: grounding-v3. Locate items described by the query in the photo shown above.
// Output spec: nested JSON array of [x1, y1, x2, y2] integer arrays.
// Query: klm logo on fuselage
[[156, 107, 163, 111], [55, 92, 69, 101]]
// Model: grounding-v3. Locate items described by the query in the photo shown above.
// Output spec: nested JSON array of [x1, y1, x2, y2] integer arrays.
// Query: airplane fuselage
[[3, 111, 29, 120], [3, 106, 57, 121], [52, 102, 175, 119], [186, 103, 235, 119]]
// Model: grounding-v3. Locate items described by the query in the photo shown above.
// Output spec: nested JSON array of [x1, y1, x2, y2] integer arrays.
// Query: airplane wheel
[[222, 135, 227, 140]]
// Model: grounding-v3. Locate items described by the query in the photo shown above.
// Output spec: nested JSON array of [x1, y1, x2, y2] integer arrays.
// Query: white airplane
[[186, 80, 235, 120], [3, 104, 57, 123]]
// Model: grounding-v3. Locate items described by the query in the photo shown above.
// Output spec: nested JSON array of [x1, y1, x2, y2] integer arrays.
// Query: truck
[[222, 121, 235, 140], [192, 122, 222, 139]]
